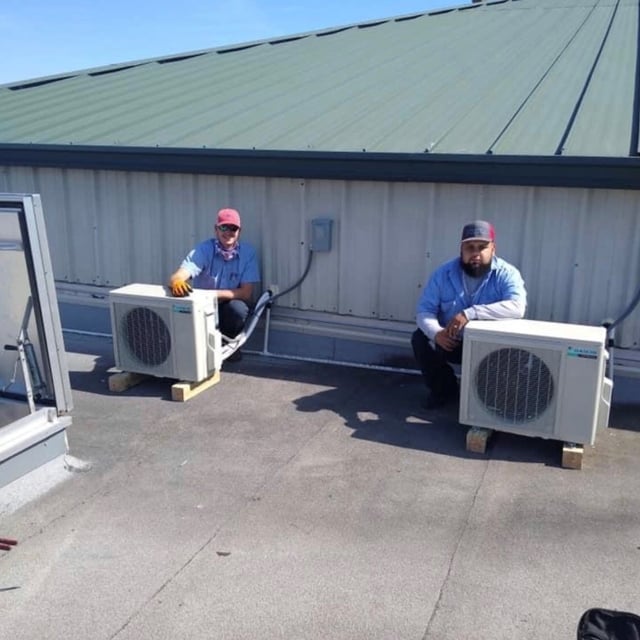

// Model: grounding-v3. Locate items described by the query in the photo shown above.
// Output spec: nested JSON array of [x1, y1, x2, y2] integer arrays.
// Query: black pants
[[218, 300, 250, 338], [411, 329, 462, 399]]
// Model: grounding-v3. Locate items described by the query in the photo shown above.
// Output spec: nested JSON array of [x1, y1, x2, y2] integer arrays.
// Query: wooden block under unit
[[562, 443, 584, 470], [108, 371, 149, 393], [466, 427, 493, 454], [171, 370, 221, 402]]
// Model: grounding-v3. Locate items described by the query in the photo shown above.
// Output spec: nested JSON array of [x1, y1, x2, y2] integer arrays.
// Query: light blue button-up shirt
[[181, 239, 260, 290], [416, 256, 526, 341]]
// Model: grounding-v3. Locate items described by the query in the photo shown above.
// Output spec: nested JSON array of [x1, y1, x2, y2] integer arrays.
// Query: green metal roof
[[0, 0, 638, 160]]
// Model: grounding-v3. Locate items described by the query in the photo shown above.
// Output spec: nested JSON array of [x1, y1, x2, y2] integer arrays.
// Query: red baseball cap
[[216, 208, 241, 228]]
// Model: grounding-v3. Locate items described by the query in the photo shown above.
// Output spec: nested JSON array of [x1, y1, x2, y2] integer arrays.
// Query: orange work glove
[[169, 277, 193, 297]]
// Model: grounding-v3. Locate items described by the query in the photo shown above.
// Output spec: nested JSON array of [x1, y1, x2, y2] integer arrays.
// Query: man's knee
[[219, 300, 249, 336], [412, 329, 435, 359], [226, 299, 249, 320], [412, 329, 429, 351]]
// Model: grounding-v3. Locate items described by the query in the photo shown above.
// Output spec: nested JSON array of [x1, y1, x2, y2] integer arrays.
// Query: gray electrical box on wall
[[311, 218, 333, 252]]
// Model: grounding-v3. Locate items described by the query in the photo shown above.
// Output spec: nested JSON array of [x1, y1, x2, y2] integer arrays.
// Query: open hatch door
[[0, 193, 73, 488]]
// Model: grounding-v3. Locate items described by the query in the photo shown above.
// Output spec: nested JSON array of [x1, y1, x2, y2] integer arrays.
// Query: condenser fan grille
[[121, 306, 171, 366], [474, 347, 554, 423]]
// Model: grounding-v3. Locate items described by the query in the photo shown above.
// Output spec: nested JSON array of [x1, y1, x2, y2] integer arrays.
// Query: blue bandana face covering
[[215, 239, 239, 261]]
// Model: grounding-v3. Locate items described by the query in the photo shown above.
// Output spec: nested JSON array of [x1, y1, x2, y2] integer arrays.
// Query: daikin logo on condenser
[[567, 346, 598, 359]]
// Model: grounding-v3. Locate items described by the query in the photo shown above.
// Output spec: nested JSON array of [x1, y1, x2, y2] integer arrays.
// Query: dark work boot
[[421, 387, 459, 411]]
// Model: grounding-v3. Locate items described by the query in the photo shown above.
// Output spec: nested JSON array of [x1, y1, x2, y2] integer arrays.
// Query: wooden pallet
[[108, 369, 221, 402]]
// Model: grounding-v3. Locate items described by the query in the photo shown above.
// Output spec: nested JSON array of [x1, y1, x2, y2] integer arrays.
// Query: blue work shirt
[[416, 256, 526, 331], [180, 239, 260, 290]]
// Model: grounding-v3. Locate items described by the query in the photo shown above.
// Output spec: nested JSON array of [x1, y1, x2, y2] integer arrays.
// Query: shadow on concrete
[[67, 367, 176, 401], [609, 404, 640, 433], [290, 367, 640, 465], [63, 334, 639, 460], [64, 333, 174, 401], [287, 361, 564, 467]]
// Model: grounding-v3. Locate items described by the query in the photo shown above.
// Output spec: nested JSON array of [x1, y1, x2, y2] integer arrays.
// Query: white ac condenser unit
[[459, 319, 613, 446], [109, 284, 221, 382]]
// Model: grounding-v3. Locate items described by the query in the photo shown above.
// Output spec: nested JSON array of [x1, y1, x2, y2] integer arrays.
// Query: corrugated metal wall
[[1, 165, 639, 350]]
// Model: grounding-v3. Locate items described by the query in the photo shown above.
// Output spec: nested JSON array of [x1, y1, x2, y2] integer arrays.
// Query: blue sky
[[1, 0, 460, 84]]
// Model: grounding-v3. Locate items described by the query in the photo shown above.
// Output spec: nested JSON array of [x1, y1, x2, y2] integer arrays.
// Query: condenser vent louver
[[474, 346, 555, 425], [109, 284, 221, 382], [121, 305, 172, 367], [459, 319, 613, 446]]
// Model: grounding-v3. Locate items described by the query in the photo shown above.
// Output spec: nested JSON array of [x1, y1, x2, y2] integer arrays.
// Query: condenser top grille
[[121, 306, 171, 366], [474, 347, 554, 424]]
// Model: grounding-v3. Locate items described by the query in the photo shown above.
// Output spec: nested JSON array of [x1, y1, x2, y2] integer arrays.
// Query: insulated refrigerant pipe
[[65, 248, 421, 374], [222, 250, 315, 361], [220, 289, 273, 361], [606, 284, 640, 334], [603, 282, 640, 379]]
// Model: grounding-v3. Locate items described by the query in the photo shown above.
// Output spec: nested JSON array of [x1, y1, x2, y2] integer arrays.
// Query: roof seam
[[487, 2, 606, 154], [629, 0, 640, 156], [554, 0, 621, 155]]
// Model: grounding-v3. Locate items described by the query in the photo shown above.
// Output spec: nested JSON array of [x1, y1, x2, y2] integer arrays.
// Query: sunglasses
[[218, 224, 240, 233]]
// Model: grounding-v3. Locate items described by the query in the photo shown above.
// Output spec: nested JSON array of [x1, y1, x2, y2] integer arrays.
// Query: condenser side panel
[[555, 346, 606, 445]]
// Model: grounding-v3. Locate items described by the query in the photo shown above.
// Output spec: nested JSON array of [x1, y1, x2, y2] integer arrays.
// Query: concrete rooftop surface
[[1, 332, 640, 640]]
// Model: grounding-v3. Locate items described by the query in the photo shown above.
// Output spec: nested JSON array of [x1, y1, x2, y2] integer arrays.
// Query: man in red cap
[[412, 220, 527, 409], [169, 208, 260, 355]]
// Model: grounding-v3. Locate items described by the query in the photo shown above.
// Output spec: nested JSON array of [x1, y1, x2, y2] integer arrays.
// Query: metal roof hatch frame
[[0, 193, 73, 489]]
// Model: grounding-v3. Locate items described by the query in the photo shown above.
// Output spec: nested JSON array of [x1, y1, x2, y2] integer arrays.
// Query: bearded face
[[460, 240, 495, 278]]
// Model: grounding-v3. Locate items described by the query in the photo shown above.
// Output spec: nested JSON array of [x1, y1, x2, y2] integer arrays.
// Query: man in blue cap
[[412, 220, 527, 410]]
